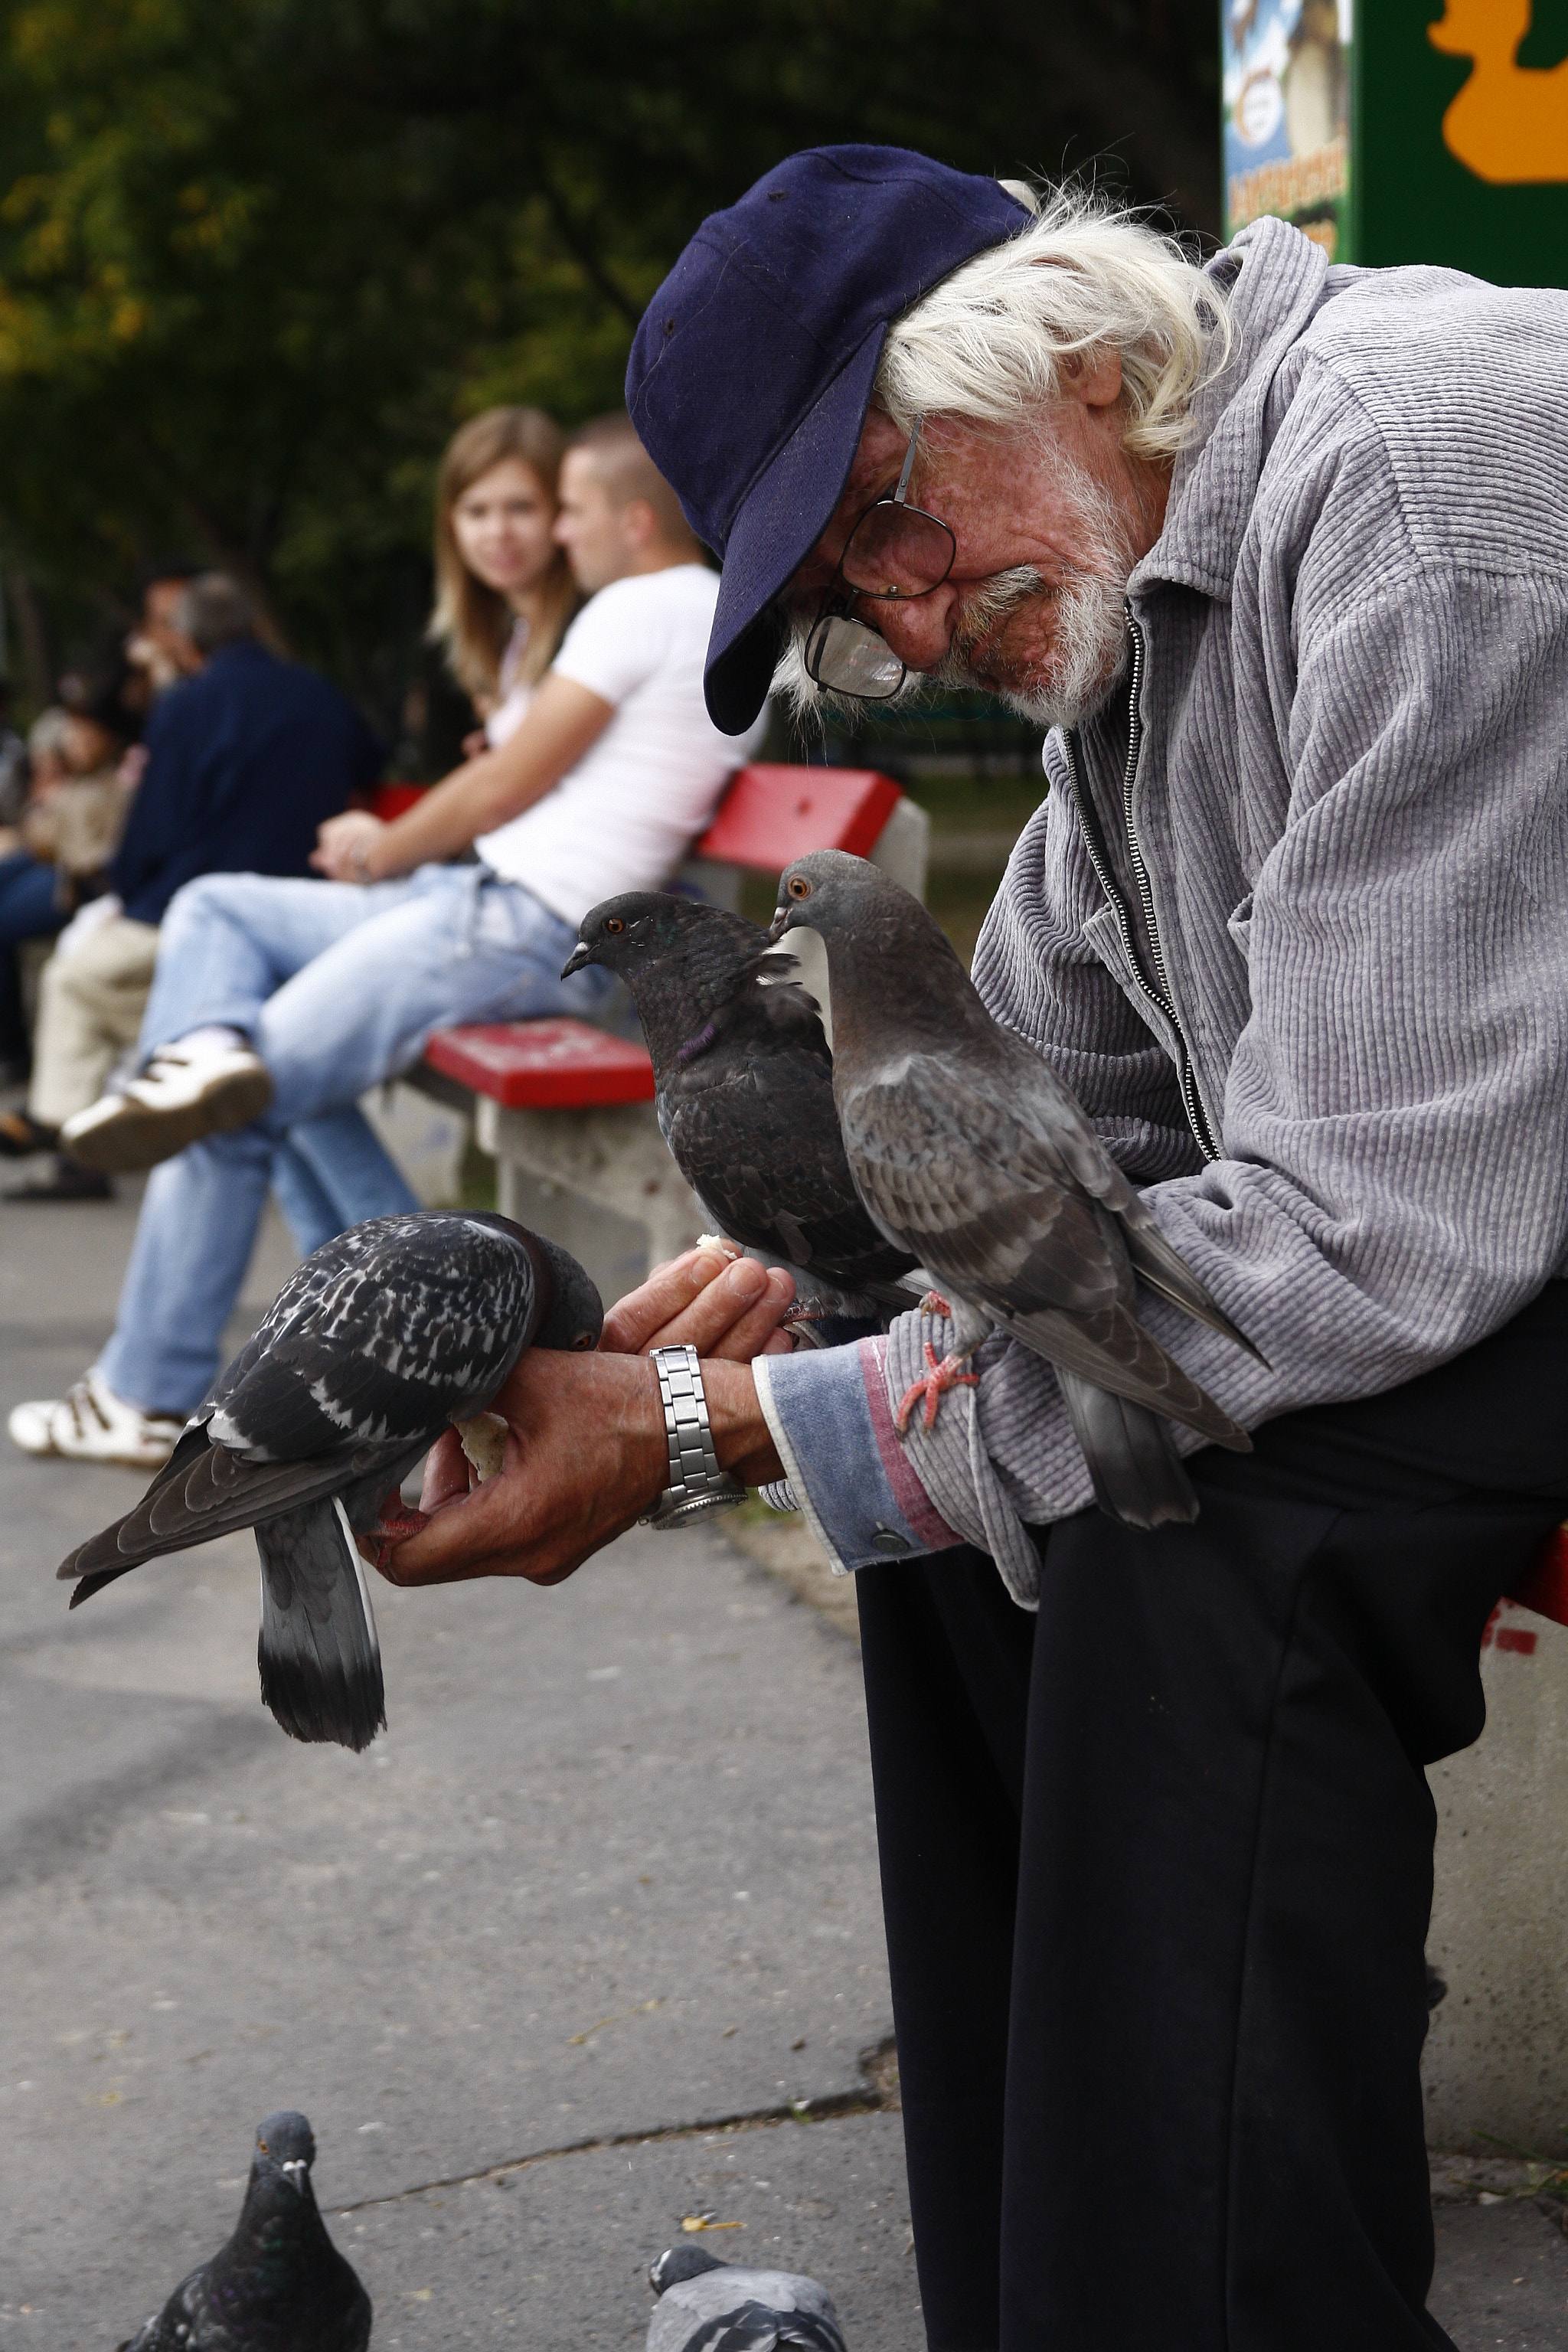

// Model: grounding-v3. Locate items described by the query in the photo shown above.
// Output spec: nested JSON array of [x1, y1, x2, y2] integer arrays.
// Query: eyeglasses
[[803, 417, 956, 701]]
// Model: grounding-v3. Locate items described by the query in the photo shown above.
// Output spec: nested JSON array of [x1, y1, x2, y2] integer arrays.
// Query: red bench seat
[[423, 1018, 655, 1110]]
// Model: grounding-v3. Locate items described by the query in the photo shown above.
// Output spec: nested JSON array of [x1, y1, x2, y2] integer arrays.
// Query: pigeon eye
[[787, 877, 812, 901], [571, 1333, 593, 1350], [603, 916, 624, 935]]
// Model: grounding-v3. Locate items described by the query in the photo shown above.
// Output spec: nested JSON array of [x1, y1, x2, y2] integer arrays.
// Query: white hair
[[875, 181, 1230, 463]]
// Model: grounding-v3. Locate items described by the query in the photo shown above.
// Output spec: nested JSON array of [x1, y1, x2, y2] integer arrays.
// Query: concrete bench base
[[475, 1093, 704, 1304]]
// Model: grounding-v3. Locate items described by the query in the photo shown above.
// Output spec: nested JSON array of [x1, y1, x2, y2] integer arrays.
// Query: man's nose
[[869, 581, 959, 673]]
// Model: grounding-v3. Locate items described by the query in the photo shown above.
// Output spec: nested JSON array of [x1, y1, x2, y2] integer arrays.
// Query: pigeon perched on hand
[[647, 2242, 848, 2351], [57, 1211, 602, 1750], [564, 893, 919, 1315], [118, 2110, 370, 2352], [767, 851, 1265, 1531]]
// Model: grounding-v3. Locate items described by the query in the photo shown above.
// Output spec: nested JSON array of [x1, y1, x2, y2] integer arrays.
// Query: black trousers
[[856, 1279, 1568, 2352]]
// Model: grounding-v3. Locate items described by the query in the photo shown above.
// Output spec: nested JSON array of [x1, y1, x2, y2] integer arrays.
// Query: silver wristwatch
[[642, 1344, 746, 1530]]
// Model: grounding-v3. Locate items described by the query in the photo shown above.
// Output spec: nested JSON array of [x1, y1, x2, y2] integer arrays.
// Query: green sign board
[[1223, 3, 1568, 283]]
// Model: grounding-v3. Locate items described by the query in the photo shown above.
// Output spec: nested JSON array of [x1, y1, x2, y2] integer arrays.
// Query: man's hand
[[312, 808, 390, 883], [375, 1244, 794, 1591]]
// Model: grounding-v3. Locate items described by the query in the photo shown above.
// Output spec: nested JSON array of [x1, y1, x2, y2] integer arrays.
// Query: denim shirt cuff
[[753, 1338, 963, 1573]]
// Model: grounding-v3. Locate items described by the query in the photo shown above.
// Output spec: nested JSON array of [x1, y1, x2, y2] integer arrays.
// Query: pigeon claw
[[918, 1289, 953, 1320], [895, 1342, 979, 1435]]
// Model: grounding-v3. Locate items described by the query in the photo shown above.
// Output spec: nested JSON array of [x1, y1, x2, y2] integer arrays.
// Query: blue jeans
[[0, 850, 64, 1058], [100, 865, 609, 1413]]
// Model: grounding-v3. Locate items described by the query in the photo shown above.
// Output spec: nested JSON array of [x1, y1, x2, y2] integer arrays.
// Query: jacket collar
[[1129, 217, 1330, 606]]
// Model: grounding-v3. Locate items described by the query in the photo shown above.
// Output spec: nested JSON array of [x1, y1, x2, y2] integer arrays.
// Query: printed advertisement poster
[[1223, 0, 1352, 256]]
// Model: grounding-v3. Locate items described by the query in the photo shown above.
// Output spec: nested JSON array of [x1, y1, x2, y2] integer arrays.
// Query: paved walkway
[[1, 1177, 1564, 2347]]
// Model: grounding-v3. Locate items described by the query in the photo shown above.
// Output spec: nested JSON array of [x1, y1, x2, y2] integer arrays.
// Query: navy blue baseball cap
[[626, 145, 1032, 734]]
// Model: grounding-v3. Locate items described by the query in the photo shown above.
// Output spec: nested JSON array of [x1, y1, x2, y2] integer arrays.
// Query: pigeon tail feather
[[1120, 1214, 1270, 1367], [1002, 1300, 1252, 1453], [256, 1500, 386, 1751], [1057, 1368, 1200, 1530]]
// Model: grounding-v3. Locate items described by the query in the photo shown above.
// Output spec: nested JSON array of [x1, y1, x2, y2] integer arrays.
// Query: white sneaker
[[8, 1370, 185, 1466], [60, 1040, 273, 1172]]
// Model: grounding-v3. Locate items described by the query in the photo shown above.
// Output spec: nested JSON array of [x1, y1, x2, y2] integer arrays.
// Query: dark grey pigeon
[[117, 2111, 370, 2352], [646, 2241, 848, 2350], [58, 1211, 602, 1750], [768, 851, 1266, 1532], [563, 892, 919, 1317]]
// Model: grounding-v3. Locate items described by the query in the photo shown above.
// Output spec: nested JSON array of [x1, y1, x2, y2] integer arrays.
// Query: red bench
[[393, 762, 928, 1296]]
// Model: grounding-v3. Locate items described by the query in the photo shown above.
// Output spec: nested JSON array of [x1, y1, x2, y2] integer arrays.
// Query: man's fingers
[[639, 1255, 789, 1357], [702, 1267, 798, 1361], [419, 1427, 471, 1512], [599, 1243, 740, 1355]]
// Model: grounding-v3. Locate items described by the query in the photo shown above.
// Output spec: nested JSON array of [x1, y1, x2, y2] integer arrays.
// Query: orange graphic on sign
[[1428, 0, 1568, 182]]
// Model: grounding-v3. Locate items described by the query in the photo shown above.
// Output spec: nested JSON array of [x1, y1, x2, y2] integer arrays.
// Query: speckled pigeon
[[57, 1211, 602, 1749], [117, 2111, 370, 2352], [768, 851, 1266, 1531], [563, 893, 919, 1318], [647, 2242, 848, 2351]]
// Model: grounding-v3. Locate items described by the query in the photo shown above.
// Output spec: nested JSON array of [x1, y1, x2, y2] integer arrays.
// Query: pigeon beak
[[560, 941, 593, 980], [766, 903, 797, 943], [279, 2160, 308, 2197]]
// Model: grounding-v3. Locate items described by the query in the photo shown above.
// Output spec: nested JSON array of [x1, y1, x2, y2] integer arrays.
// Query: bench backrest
[[693, 763, 903, 872], [369, 761, 904, 871]]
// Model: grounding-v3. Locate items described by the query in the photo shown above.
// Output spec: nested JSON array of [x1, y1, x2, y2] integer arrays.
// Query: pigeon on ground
[[647, 2242, 848, 2350], [57, 1210, 602, 1750], [118, 2111, 370, 2352], [563, 893, 919, 1318], [767, 851, 1266, 1531]]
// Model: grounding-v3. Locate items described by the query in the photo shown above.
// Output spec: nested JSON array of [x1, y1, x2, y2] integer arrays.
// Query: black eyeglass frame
[[802, 417, 957, 701]]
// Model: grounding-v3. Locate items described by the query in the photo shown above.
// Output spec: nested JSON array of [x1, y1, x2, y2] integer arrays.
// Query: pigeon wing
[[207, 1213, 541, 1458], [648, 2270, 847, 2352], [662, 1039, 916, 1287], [60, 1432, 418, 1594], [842, 1054, 1249, 1448]]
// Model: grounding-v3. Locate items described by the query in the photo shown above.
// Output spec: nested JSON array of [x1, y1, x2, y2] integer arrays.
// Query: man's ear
[[1063, 348, 1124, 411], [619, 495, 659, 550]]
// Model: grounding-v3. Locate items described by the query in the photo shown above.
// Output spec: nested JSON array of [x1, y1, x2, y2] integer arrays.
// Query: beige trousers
[[28, 915, 159, 1128]]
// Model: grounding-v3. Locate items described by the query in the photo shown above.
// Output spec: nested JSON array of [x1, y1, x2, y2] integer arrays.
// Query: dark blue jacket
[[110, 640, 384, 924]]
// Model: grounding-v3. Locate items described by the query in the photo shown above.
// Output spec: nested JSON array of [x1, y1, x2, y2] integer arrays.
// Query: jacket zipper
[[1062, 611, 1220, 1163]]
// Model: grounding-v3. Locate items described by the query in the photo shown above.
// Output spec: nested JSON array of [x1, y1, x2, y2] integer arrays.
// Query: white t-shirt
[[484, 619, 535, 748], [475, 564, 767, 925]]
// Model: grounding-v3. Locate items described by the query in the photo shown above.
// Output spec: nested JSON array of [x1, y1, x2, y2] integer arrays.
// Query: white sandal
[[8, 1369, 185, 1467]]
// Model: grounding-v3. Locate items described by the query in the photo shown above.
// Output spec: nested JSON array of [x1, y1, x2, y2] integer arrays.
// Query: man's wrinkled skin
[[378, 370, 1173, 1591]]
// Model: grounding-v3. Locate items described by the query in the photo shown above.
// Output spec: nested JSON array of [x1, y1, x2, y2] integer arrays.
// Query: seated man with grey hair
[[369, 150, 1568, 2349]]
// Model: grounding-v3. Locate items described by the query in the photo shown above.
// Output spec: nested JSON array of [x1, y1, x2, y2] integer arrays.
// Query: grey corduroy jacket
[[762, 215, 1568, 1598]]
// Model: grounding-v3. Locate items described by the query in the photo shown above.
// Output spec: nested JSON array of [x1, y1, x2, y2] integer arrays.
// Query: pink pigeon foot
[[896, 1341, 980, 1434], [919, 1289, 953, 1319], [371, 1486, 430, 1570]]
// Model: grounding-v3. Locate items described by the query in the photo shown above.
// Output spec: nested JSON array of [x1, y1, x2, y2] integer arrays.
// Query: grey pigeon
[[563, 893, 919, 1319], [58, 1210, 602, 1749], [767, 851, 1266, 1531], [646, 2241, 848, 2350], [117, 2110, 370, 2352]]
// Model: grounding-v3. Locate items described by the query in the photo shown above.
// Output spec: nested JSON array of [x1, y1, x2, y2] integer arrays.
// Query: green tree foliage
[[0, 0, 1218, 736]]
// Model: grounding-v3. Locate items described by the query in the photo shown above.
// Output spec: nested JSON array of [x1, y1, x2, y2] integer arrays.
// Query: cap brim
[[703, 327, 887, 734]]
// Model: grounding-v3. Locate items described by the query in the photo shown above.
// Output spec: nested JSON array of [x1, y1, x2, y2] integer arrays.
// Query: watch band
[[642, 1344, 746, 1530]]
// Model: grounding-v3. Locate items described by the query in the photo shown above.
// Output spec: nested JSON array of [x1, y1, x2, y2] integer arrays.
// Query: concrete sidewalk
[[2, 1177, 1565, 2348]]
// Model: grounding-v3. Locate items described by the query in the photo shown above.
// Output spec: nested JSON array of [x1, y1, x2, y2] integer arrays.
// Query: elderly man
[[368, 151, 1568, 2350]]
